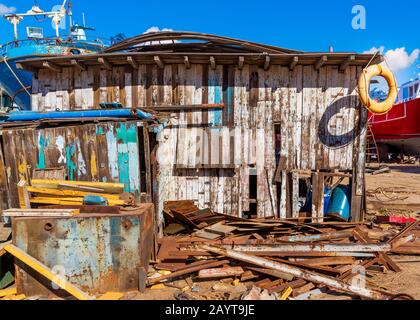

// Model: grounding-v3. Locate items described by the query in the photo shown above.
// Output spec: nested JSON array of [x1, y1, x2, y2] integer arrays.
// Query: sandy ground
[[365, 165, 420, 299], [125, 166, 420, 301], [366, 165, 420, 218], [3, 166, 419, 300]]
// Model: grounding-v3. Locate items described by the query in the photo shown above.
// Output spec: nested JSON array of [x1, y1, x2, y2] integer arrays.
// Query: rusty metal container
[[11, 204, 154, 297]]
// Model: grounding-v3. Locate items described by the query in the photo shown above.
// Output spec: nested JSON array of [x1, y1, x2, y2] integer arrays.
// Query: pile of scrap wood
[[148, 201, 419, 300], [17, 179, 135, 208]]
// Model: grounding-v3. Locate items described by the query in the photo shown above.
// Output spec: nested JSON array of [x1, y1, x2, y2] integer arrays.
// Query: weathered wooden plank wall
[[1, 121, 148, 208], [30, 63, 365, 220]]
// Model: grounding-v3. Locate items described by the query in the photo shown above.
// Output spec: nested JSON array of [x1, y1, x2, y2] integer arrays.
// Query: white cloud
[[364, 46, 385, 55], [143, 27, 174, 34], [364, 46, 419, 73], [142, 27, 177, 45], [384, 48, 419, 72], [0, 3, 16, 15]]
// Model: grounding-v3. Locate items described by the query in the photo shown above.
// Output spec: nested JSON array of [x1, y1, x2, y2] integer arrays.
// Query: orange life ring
[[358, 64, 398, 115]]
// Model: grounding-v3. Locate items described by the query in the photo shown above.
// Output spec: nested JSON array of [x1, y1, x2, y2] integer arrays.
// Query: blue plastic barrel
[[326, 185, 351, 221], [301, 187, 333, 214]]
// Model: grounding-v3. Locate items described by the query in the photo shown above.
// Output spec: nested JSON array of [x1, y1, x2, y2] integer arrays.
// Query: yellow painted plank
[[31, 180, 124, 194], [280, 287, 293, 300], [2, 294, 26, 300], [0, 241, 11, 257], [30, 198, 83, 206], [4, 244, 94, 300], [17, 180, 31, 209], [27, 187, 121, 200], [30, 197, 125, 206], [0, 287, 17, 297], [151, 284, 166, 290], [97, 292, 124, 300]]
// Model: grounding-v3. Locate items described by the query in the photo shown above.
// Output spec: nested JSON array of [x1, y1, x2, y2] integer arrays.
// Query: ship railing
[[0, 35, 109, 53]]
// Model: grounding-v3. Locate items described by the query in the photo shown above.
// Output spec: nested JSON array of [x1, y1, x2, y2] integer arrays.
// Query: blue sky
[[0, 0, 418, 84]]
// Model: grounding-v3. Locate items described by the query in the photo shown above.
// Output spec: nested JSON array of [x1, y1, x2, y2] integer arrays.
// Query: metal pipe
[[278, 230, 354, 243], [219, 243, 391, 253], [0, 108, 152, 122], [201, 245, 393, 300]]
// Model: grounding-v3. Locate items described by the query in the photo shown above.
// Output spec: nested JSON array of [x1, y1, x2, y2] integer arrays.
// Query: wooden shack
[[12, 32, 382, 226]]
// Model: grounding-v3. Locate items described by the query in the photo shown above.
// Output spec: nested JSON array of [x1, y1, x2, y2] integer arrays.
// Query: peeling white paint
[[55, 135, 66, 164], [76, 139, 87, 177], [128, 142, 140, 193], [106, 127, 119, 180]]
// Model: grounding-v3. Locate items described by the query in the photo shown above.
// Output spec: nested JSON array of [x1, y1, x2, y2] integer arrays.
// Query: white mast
[[4, 1, 68, 40]]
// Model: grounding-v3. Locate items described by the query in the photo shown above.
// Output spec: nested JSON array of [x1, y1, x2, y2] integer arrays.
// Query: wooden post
[[291, 172, 300, 218], [316, 173, 325, 223], [17, 180, 31, 209], [279, 171, 288, 219], [311, 172, 319, 223], [351, 107, 368, 222]]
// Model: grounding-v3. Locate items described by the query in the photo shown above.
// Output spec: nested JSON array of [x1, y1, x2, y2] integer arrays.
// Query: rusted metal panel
[[12, 204, 154, 297]]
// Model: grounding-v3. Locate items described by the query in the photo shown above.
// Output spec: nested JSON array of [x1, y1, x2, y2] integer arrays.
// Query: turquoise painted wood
[[208, 68, 223, 127], [116, 123, 130, 192], [2, 121, 144, 208]]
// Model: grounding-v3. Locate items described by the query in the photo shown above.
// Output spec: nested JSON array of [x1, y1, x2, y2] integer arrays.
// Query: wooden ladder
[[366, 124, 380, 163]]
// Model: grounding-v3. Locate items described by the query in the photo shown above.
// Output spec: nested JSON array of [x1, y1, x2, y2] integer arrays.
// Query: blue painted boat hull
[[1, 41, 105, 110], [0, 56, 33, 110]]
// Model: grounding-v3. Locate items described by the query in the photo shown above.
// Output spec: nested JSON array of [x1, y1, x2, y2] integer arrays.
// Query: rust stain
[[90, 145, 98, 179]]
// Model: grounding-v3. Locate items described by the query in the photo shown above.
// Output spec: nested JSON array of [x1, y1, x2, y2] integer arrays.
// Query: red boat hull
[[369, 97, 420, 155]]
